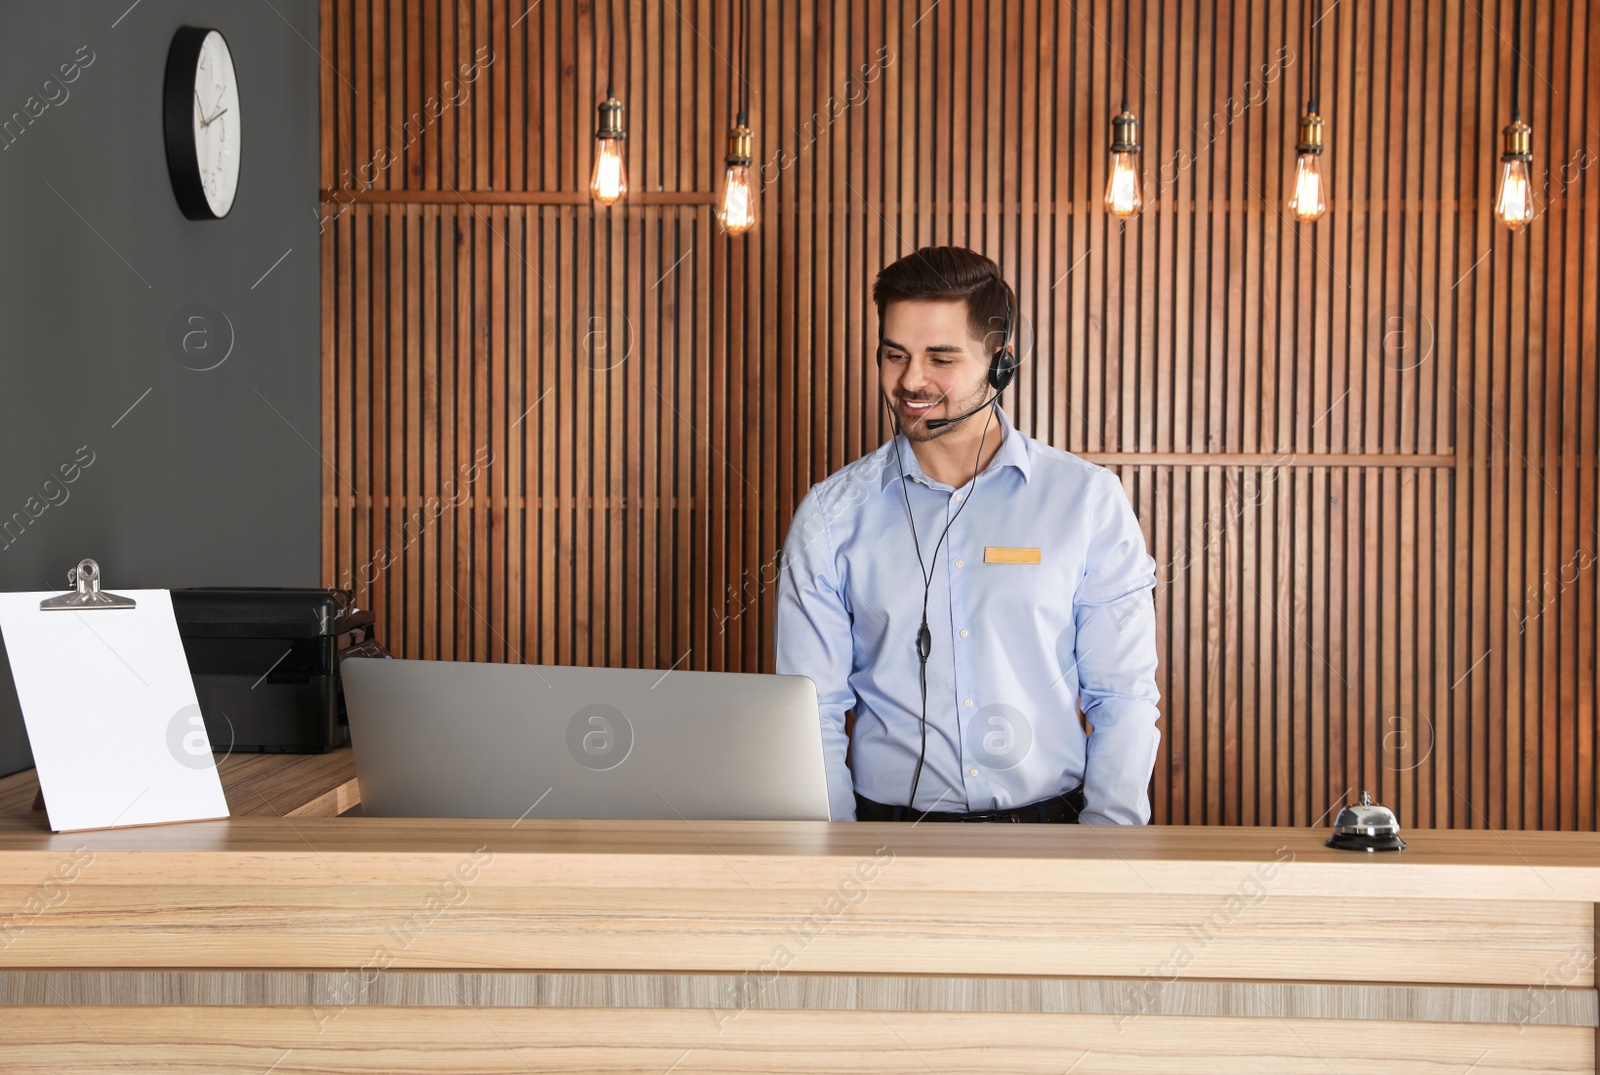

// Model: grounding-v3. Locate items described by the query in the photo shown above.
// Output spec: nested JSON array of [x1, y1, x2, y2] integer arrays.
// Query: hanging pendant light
[[1496, 119, 1534, 231], [590, 91, 626, 205], [1289, 113, 1328, 221], [718, 0, 756, 234], [1495, 0, 1534, 231], [718, 113, 756, 234], [589, 3, 626, 206], [1289, 0, 1328, 222], [1104, 0, 1143, 219], [1106, 109, 1143, 219]]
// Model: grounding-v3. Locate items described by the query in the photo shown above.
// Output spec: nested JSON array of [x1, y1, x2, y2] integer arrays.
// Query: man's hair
[[871, 246, 1016, 355]]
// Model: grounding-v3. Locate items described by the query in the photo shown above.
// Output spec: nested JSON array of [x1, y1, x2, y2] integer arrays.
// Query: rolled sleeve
[[774, 490, 858, 821], [1072, 470, 1162, 824]]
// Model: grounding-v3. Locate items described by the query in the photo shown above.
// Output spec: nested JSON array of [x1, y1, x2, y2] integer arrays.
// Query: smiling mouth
[[898, 397, 940, 415]]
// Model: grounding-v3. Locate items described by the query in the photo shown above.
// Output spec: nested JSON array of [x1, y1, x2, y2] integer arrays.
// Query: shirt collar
[[878, 404, 1031, 494]]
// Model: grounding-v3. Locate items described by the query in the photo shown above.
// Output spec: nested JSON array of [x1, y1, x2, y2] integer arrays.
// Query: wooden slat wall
[[320, 1, 1600, 830]]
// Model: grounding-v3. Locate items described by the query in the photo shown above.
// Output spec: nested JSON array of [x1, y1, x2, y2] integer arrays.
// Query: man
[[774, 246, 1161, 824]]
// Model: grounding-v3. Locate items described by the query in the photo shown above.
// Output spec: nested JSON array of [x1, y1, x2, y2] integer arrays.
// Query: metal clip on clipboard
[[38, 559, 137, 611]]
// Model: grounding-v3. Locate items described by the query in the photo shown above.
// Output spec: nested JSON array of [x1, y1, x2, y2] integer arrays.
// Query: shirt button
[[969, 768, 978, 777], [954, 558, 964, 568], [964, 698, 973, 707], [959, 628, 969, 638], [953, 493, 964, 502]]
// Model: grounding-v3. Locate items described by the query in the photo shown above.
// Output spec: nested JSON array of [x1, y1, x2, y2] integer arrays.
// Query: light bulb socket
[[595, 95, 626, 140], [1109, 110, 1140, 154], [1501, 118, 1531, 162], [726, 115, 753, 167], [1296, 111, 1325, 155]]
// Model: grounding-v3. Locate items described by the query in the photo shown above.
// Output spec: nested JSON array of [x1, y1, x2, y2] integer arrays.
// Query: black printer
[[171, 588, 386, 754]]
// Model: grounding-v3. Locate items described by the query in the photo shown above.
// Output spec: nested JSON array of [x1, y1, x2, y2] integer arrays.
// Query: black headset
[[876, 272, 1015, 814], [987, 293, 1019, 392]]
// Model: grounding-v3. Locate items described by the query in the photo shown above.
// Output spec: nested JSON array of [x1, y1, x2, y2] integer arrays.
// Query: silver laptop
[[340, 657, 830, 821]]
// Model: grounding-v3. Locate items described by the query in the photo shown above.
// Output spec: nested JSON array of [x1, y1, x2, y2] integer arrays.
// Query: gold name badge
[[983, 546, 1041, 565]]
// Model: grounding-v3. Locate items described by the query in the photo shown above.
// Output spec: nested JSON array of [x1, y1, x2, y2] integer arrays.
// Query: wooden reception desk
[[1, 750, 1597, 1073]]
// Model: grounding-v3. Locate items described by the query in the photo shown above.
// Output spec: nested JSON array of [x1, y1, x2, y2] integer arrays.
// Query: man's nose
[[900, 357, 940, 396]]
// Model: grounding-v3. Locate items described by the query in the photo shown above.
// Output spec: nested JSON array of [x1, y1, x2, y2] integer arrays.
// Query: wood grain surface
[[3, 971, 1594, 1026], [0, 749, 358, 819], [1, 1006, 1593, 1073], [1, 816, 1596, 984], [3, 754, 1596, 1069]]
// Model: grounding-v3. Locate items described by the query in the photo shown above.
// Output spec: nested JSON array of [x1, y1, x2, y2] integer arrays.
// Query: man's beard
[[893, 380, 992, 442]]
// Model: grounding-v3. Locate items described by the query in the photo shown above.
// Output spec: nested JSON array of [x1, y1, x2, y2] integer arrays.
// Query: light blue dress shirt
[[774, 405, 1161, 824]]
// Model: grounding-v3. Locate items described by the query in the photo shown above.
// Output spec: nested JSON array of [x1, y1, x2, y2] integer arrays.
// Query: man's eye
[[931, 358, 953, 366]]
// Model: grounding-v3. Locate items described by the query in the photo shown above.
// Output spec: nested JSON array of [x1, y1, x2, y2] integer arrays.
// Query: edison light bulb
[[1104, 109, 1143, 220], [718, 116, 756, 235], [589, 94, 626, 206], [1289, 153, 1328, 221], [1289, 111, 1328, 222], [1496, 158, 1533, 232], [1496, 118, 1534, 232], [1105, 151, 1143, 219], [590, 137, 626, 205], [719, 164, 755, 234]]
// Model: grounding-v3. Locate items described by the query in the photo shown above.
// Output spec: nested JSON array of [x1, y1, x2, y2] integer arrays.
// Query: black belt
[[854, 785, 1086, 823]]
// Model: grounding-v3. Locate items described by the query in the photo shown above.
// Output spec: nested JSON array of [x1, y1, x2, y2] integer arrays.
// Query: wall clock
[[163, 27, 241, 220]]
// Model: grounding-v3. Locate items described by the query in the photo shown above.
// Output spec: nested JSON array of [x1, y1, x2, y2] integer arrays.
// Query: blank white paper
[[0, 589, 229, 831]]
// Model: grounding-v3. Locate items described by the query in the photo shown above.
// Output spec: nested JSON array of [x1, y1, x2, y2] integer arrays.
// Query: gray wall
[[0, 1, 321, 777]]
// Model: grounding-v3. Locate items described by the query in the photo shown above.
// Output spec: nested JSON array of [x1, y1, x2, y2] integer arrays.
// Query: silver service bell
[[1325, 791, 1406, 852]]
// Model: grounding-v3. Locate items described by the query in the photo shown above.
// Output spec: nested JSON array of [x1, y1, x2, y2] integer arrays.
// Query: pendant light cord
[[1301, 0, 1308, 108], [1511, 0, 1522, 120], [1299, 0, 1322, 113], [1120, 0, 1131, 112], [738, 0, 750, 119], [1314, 0, 1323, 111]]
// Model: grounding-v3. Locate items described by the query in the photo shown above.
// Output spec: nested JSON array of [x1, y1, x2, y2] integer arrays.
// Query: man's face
[[879, 299, 992, 442]]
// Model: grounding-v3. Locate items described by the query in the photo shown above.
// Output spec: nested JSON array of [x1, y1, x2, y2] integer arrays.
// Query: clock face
[[191, 31, 240, 217]]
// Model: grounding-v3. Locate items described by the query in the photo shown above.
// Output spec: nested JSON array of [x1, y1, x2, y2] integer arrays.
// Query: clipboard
[[0, 559, 230, 832]]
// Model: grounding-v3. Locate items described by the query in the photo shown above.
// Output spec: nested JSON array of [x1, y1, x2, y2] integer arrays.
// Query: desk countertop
[[2, 745, 1598, 901], [2, 798, 1598, 902], [2, 751, 1596, 1075]]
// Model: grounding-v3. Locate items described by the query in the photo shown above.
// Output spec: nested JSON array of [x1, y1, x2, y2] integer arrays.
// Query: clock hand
[[202, 106, 229, 128]]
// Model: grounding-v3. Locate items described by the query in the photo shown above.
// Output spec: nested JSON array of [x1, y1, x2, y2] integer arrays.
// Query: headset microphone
[[924, 393, 998, 430]]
